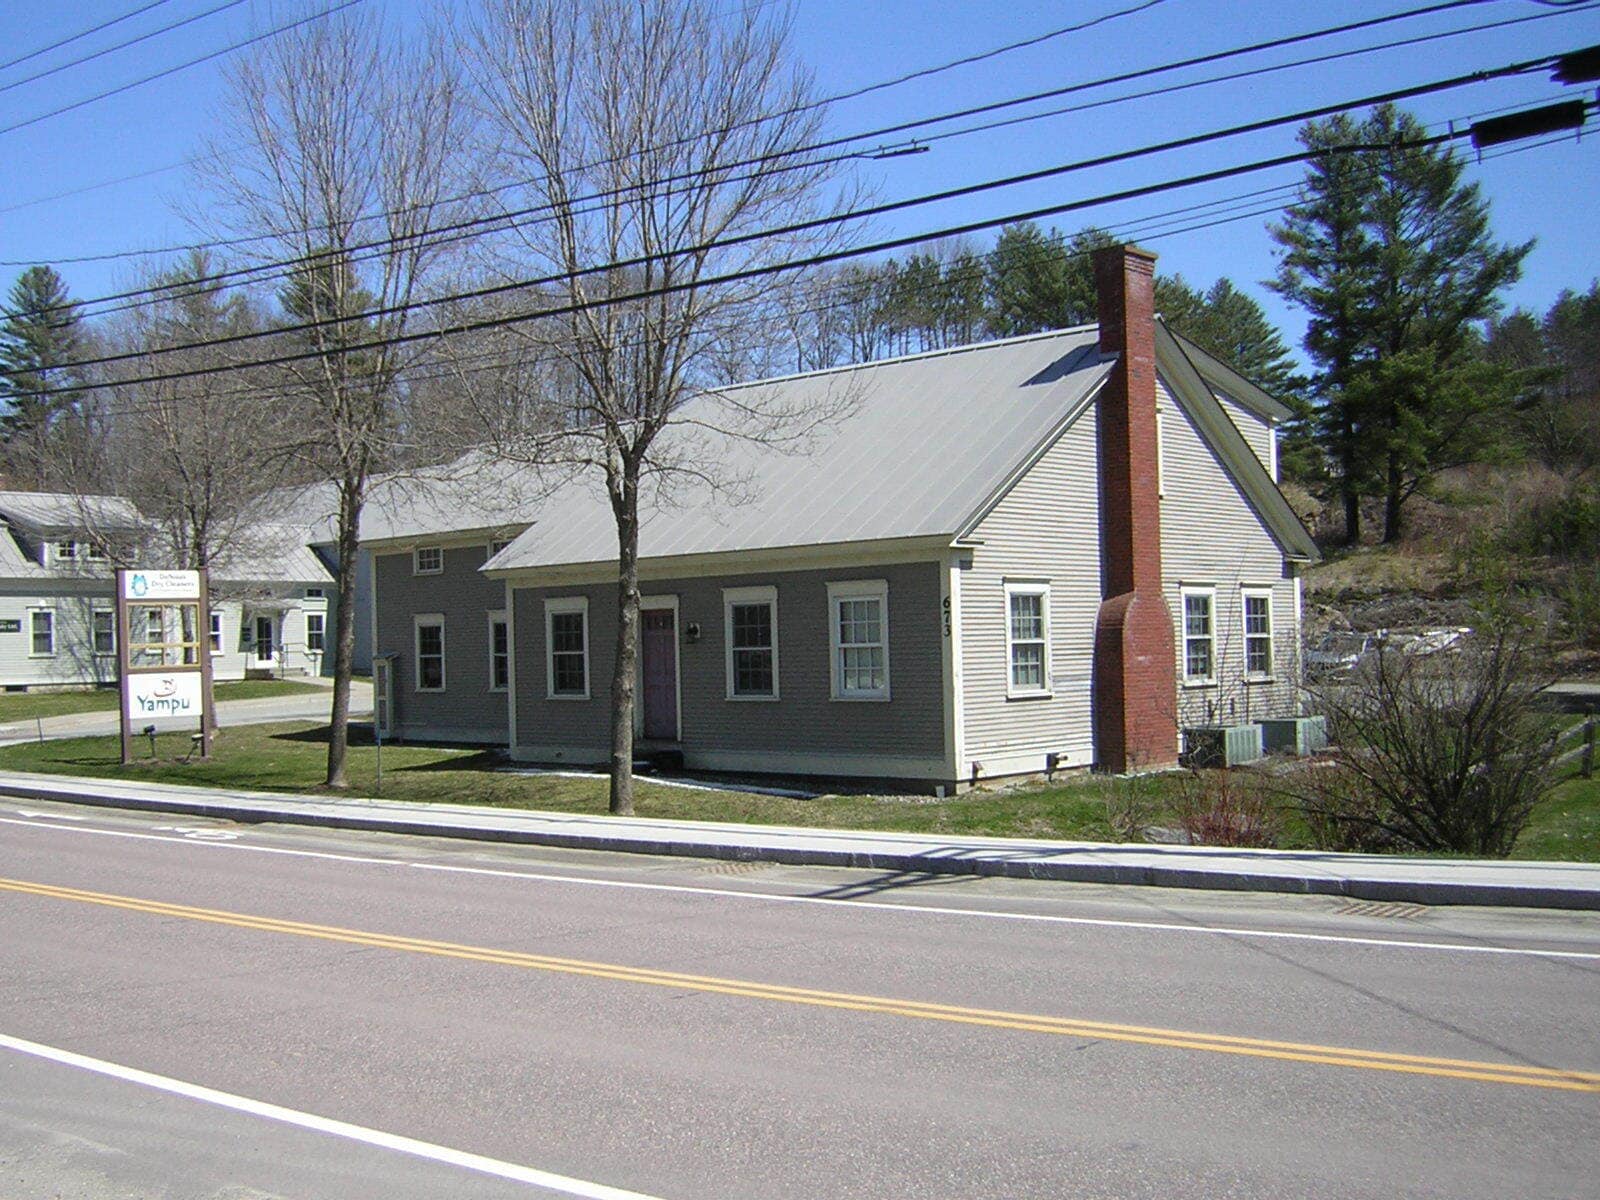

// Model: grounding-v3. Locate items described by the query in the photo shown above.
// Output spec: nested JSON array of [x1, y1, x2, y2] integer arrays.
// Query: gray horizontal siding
[[1160, 376, 1300, 728], [513, 561, 946, 769], [374, 544, 507, 743], [959, 405, 1101, 772]]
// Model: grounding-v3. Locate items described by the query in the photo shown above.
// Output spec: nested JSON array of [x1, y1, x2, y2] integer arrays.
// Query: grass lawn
[[0, 679, 324, 722], [0, 719, 1592, 860]]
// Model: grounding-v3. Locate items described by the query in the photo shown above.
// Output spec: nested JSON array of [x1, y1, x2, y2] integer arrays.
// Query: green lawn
[[0, 719, 1592, 860], [0, 679, 324, 722]]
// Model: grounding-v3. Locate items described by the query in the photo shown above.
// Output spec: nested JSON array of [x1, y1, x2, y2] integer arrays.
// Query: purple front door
[[641, 608, 678, 741]]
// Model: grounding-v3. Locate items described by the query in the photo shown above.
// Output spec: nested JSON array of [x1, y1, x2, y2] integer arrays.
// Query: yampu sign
[[116, 567, 213, 765], [127, 672, 203, 718]]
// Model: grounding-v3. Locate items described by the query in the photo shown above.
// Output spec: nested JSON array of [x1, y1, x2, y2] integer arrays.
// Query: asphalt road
[[2, 800, 1597, 1199]]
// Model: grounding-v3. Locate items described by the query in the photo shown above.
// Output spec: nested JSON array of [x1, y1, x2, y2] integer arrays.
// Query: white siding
[[207, 592, 331, 681], [958, 406, 1102, 778], [0, 590, 117, 688], [1159, 376, 1300, 728], [1216, 389, 1277, 481]]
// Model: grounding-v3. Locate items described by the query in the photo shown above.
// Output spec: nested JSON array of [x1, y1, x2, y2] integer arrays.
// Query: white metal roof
[[487, 327, 1110, 572], [0, 491, 145, 535]]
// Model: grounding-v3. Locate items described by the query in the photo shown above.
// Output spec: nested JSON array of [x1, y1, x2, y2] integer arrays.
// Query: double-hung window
[[306, 612, 326, 653], [28, 609, 55, 657], [414, 615, 445, 691], [1004, 583, 1051, 698], [1181, 587, 1216, 685], [488, 611, 509, 692], [209, 611, 224, 653], [827, 580, 888, 700], [546, 598, 589, 698], [92, 609, 115, 656], [724, 586, 778, 700], [413, 546, 443, 575], [1242, 589, 1274, 679]]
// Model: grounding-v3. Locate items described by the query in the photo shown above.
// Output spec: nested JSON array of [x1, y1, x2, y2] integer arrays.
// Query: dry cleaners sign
[[122, 570, 202, 601], [127, 673, 203, 718]]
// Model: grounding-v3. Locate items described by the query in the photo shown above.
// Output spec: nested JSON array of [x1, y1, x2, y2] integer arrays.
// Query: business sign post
[[116, 569, 213, 766]]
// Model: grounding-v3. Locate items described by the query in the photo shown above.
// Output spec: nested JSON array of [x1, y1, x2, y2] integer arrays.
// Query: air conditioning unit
[[1181, 723, 1264, 768], [1259, 715, 1329, 756]]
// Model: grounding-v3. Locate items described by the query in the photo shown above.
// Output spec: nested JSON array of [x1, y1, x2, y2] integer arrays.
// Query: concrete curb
[[2, 772, 1598, 910]]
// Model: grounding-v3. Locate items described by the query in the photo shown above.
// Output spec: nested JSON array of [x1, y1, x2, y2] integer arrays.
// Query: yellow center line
[[4, 875, 1596, 1094]]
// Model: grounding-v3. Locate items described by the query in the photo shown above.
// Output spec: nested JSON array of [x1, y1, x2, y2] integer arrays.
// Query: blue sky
[[1, 0, 1596, 362]]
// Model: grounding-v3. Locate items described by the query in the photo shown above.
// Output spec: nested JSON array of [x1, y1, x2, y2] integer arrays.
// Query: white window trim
[[27, 607, 56, 658], [1003, 581, 1052, 700], [1155, 405, 1166, 499], [304, 587, 324, 599], [305, 611, 326, 655], [209, 610, 225, 655], [723, 585, 780, 701], [414, 613, 446, 692], [1180, 585, 1218, 688], [1241, 586, 1276, 682], [544, 596, 590, 700], [54, 540, 77, 562], [826, 579, 890, 701], [487, 609, 509, 694], [413, 546, 443, 576], [92, 607, 116, 657]]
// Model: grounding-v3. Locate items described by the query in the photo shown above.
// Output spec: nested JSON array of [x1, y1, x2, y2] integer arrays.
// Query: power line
[[20, 50, 1566, 377], [0, 0, 249, 98], [2, 0, 1523, 265], [65, 126, 1588, 421], [0, 0, 374, 138], [0, 0, 176, 74], [28, 0, 1588, 328]]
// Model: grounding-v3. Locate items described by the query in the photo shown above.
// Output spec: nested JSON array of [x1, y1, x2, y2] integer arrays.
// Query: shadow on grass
[[391, 750, 506, 773]]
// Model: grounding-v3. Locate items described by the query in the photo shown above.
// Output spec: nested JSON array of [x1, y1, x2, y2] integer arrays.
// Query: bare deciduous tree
[[191, 6, 475, 786], [463, 0, 858, 814]]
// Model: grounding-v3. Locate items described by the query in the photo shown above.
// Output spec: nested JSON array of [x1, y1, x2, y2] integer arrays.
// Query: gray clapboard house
[[374, 246, 1317, 788]]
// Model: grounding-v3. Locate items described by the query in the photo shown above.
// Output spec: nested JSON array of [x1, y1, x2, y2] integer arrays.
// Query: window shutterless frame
[[1003, 581, 1051, 699], [27, 607, 55, 657], [1180, 586, 1217, 686], [826, 579, 889, 701], [1241, 587, 1275, 680], [305, 611, 325, 654], [723, 585, 779, 700], [92, 609, 116, 656], [413, 546, 443, 575], [544, 597, 590, 699], [487, 609, 509, 693], [208, 610, 224, 654], [414, 614, 445, 691]]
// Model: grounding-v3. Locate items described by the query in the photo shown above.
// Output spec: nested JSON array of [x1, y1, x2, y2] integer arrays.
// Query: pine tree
[[1272, 105, 1530, 543], [0, 266, 85, 474]]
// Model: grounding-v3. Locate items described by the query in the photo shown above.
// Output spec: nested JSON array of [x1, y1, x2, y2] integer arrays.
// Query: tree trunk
[[1338, 404, 1360, 547], [325, 473, 364, 789], [1382, 453, 1404, 545], [609, 501, 641, 816]]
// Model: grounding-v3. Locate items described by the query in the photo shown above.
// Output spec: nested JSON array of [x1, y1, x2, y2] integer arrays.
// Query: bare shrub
[[1104, 773, 1162, 842], [1174, 769, 1282, 849], [1292, 623, 1560, 857]]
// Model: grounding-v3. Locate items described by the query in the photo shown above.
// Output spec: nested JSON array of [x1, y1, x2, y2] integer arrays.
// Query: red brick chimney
[[1092, 244, 1178, 773]]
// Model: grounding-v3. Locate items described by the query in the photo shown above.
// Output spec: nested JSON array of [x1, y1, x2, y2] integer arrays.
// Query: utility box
[[1181, 723, 1264, 768], [1260, 715, 1329, 756]]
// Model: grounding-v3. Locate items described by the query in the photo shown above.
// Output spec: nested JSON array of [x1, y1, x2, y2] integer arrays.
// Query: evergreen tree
[[985, 223, 1115, 334], [0, 266, 85, 473], [1273, 105, 1530, 543]]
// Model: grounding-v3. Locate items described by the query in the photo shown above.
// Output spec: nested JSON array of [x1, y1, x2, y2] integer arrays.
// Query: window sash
[[1005, 586, 1050, 695], [92, 611, 115, 655], [831, 588, 888, 698], [548, 608, 588, 696], [416, 621, 444, 690], [1182, 591, 1215, 682], [489, 618, 509, 691], [729, 602, 775, 696], [30, 610, 54, 656], [209, 612, 223, 653], [306, 613, 326, 652], [1244, 593, 1273, 677], [413, 547, 443, 575]]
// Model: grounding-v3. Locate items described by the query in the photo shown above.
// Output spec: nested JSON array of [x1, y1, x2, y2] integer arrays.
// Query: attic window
[[413, 546, 443, 575], [54, 540, 77, 561]]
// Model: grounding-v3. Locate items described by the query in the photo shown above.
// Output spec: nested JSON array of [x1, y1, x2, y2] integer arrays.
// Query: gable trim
[[1164, 324, 1293, 424]]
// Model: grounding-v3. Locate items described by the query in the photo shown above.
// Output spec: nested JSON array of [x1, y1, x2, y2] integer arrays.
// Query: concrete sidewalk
[[2, 769, 1597, 910]]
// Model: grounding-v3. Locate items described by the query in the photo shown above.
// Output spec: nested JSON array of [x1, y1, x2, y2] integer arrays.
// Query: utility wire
[[0, 0, 176, 74], [68, 126, 1587, 420], [0, 0, 249, 98], [0, 0, 374, 137], [16, 49, 1563, 377], [24, 0, 1588, 327], [2, 0, 1525, 264]]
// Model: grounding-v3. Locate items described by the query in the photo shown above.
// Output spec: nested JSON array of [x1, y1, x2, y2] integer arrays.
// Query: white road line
[[0, 1032, 666, 1200], [2, 814, 1597, 962]]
